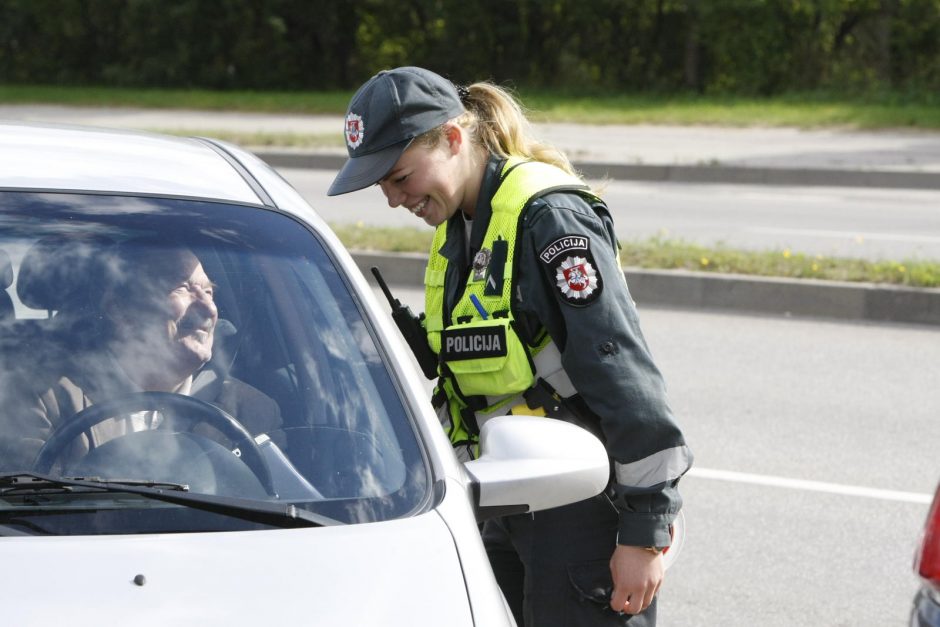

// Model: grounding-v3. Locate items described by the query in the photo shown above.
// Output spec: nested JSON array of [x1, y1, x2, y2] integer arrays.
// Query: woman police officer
[[328, 66, 691, 627]]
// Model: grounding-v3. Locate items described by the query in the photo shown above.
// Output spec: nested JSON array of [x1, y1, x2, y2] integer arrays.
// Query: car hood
[[0, 510, 473, 626]]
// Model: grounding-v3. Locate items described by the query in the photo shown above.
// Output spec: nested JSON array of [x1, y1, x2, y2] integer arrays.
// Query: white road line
[[688, 467, 933, 504], [745, 226, 940, 245]]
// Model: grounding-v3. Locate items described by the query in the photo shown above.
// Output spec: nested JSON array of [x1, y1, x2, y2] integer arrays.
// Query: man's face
[[111, 249, 218, 384], [164, 261, 218, 373]]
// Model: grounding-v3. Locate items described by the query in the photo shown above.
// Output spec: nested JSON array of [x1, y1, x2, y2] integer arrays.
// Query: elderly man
[[3, 240, 281, 472]]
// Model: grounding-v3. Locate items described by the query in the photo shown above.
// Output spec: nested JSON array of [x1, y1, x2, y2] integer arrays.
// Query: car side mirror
[[463, 415, 609, 521]]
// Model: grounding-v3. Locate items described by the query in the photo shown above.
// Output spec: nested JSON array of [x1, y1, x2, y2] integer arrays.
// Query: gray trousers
[[482, 494, 656, 627]]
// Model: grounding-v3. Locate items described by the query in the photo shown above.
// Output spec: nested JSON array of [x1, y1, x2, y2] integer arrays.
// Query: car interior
[[0, 192, 428, 527]]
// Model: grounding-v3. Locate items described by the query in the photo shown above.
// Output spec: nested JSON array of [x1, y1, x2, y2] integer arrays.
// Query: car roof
[[0, 121, 264, 204]]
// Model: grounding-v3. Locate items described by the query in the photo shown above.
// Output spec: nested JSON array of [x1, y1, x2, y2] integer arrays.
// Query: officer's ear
[[443, 123, 462, 155]]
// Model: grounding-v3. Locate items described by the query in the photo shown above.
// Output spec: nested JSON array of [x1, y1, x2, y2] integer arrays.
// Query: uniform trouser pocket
[[566, 559, 658, 625], [482, 496, 658, 627]]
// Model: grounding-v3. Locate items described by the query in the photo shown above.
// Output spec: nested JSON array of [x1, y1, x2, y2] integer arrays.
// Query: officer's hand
[[608, 545, 664, 615]]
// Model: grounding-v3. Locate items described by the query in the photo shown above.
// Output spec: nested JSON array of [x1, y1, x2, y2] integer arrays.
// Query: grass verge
[[0, 85, 350, 113], [518, 89, 940, 129], [148, 128, 344, 148], [619, 236, 940, 288], [330, 224, 940, 289], [3, 84, 940, 130], [331, 223, 437, 254]]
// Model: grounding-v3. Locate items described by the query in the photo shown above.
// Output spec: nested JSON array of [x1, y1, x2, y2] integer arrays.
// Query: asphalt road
[[5, 106, 940, 174], [379, 284, 940, 626], [287, 168, 940, 261], [643, 306, 938, 627]]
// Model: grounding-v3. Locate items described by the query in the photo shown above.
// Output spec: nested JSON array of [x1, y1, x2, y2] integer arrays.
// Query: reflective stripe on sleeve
[[531, 341, 577, 398], [614, 445, 692, 489]]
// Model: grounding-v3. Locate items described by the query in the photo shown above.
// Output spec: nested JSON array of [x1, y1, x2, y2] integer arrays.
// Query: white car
[[0, 121, 611, 626]]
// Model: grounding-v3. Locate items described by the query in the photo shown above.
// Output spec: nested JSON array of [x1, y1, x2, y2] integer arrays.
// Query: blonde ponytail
[[417, 81, 579, 178]]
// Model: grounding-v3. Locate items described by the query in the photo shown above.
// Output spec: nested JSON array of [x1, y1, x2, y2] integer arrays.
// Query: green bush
[[2, 0, 938, 94]]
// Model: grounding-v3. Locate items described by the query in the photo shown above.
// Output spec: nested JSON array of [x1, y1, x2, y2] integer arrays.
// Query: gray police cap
[[327, 66, 465, 196]]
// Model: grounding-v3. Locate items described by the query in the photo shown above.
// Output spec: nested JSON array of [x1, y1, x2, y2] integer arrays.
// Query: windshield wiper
[[0, 472, 336, 529], [0, 474, 189, 495], [68, 477, 191, 491]]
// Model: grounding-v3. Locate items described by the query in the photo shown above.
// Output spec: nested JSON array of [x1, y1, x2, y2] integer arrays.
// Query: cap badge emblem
[[345, 112, 364, 149]]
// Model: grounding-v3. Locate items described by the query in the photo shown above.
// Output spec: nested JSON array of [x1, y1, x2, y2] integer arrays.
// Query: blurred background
[[1, 0, 938, 95], [2, 2, 940, 625]]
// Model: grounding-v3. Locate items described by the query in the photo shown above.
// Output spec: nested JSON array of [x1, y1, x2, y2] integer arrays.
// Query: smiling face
[[164, 260, 218, 372], [107, 247, 218, 390], [378, 125, 482, 226]]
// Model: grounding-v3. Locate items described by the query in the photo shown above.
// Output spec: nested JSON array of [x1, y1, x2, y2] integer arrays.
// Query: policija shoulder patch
[[539, 235, 602, 306]]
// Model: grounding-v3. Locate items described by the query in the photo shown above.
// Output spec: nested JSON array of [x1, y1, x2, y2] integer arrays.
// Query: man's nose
[[192, 286, 217, 315]]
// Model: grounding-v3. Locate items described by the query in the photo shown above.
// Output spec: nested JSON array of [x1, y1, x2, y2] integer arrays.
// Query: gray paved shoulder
[[3, 105, 940, 189]]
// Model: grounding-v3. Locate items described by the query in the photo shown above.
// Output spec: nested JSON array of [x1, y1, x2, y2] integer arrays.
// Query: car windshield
[[0, 191, 430, 535]]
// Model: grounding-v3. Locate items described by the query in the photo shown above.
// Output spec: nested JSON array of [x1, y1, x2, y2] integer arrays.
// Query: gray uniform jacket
[[438, 156, 692, 548]]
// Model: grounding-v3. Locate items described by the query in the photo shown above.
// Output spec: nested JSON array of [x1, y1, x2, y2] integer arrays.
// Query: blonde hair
[[417, 82, 579, 178]]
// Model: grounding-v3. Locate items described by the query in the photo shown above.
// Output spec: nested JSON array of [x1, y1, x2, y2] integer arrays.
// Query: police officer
[[328, 66, 691, 627]]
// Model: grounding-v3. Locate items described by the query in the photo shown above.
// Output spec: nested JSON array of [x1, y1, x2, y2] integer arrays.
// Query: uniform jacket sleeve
[[516, 192, 692, 548]]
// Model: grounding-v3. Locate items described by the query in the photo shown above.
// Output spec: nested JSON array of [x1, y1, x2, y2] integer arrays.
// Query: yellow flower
[[812, 263, 819, 271], [783, 249, 792, 259], [355, 220, 365, 228], [898, 265, 906, 273], [700, 257, 710, 267]]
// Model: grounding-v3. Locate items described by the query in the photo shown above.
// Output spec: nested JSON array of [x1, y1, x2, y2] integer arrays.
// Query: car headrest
[[0, 249, 12, 289], [16, 234, 115, 311]]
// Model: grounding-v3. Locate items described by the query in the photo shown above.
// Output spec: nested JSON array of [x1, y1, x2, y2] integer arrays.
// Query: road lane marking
[[688, 467, 933, 504], [745, 226, 940, 245]]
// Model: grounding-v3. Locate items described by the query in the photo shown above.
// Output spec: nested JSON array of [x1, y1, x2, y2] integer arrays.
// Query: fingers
[[609, 587, 630, 613], [608, 578, 657, 615], [640, 579, 660, 611], [608, 545, 666, 614], [608, 586, 655, 615]]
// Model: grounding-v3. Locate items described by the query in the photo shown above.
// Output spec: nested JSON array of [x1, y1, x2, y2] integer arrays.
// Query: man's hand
[[608, 545, 664, 614]]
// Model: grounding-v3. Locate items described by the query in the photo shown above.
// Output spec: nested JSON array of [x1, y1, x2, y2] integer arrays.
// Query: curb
[[255, 150, 940, 190], [351, 251, 940, 327], [574, 162, 940, 190]]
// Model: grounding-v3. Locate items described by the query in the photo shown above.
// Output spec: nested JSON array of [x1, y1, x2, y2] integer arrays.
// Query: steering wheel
[[33, 392, 276, 495]]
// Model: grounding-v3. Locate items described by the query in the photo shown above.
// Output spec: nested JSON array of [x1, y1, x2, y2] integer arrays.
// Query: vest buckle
[[523, 378, 564, 418]]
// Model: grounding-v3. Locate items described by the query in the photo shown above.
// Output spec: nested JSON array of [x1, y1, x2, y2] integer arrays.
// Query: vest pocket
[[440, 317, 534, 397]]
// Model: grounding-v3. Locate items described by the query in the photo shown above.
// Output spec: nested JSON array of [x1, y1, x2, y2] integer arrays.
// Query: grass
[[3, 84, 940, 130], [330, 223, 437, 254], [149, 128, 344, 148], [330, 224, 940, 289], [619, 236, 940, 288], [517, 89, 940, 129], [0, 85, 350, 113]]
